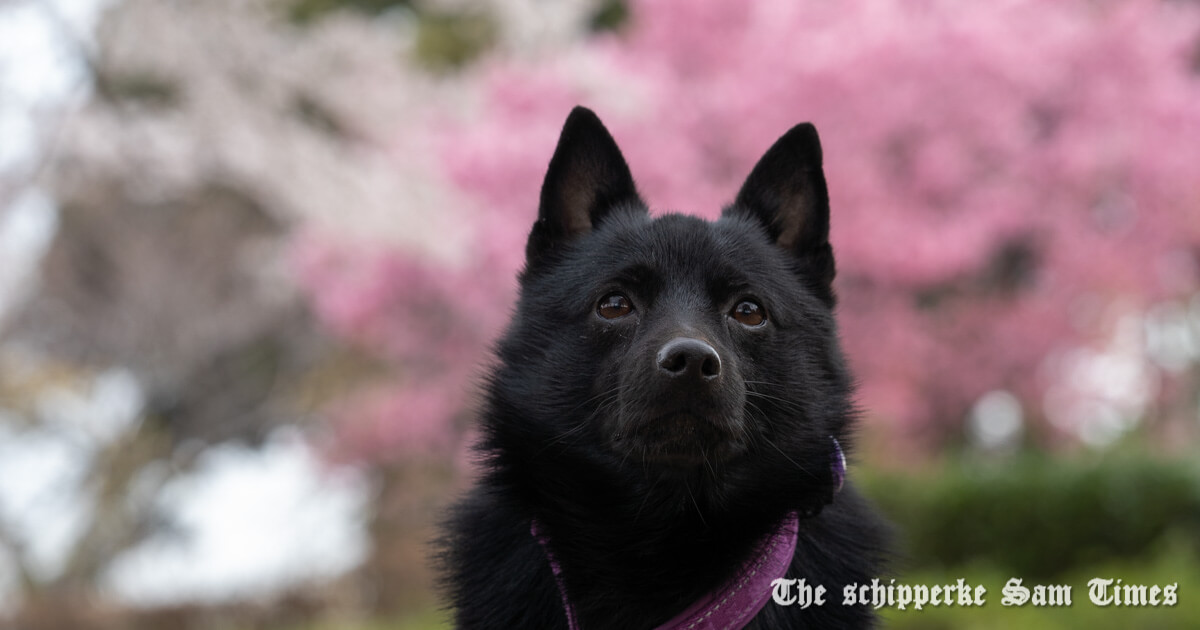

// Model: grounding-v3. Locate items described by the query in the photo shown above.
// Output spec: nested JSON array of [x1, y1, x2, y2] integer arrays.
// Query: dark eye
[[597, 293, 634, 319], [730, 300, 766, 327]]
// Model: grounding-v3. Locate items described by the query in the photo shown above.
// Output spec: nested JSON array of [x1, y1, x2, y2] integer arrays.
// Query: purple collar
[[532, 512, 799, 630], [531, 435, 846, 629]]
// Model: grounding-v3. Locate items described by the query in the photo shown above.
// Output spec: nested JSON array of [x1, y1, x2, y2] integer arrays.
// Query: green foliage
[[589, 0, 629, 33], [282, 0, 496, 72], [861, 451, 1200, 580], [277, 608, 450, 630], [96, 71, 180, 107], [412, 11, 497, 72], [286, 0, 413, 24]]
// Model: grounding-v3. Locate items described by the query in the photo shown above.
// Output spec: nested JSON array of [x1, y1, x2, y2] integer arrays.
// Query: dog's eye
[[597, 293, 634, 319], [730, 300, 766, 327]]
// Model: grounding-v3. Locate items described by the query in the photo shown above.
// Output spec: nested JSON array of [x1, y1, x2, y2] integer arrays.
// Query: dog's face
[[491, 108, 850, 510]]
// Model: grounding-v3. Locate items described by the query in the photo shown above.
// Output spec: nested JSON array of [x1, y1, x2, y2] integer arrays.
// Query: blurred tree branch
[[0, 0, 372, 610]]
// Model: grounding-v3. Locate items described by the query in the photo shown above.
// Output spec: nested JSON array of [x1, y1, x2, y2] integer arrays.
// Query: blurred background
[[1, 0, 1199, 628]]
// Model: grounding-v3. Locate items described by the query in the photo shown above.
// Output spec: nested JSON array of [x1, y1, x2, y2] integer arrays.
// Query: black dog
[[439, 107, 888, 629]]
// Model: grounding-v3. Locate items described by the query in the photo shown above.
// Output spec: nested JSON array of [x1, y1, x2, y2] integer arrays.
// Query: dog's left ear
[[726, 123, 835, 306]]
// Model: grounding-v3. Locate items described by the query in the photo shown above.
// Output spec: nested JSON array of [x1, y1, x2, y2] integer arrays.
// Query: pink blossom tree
[[296, 0, 1200, 459]]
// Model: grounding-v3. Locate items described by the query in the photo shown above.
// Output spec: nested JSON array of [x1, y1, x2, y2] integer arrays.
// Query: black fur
[[438, 107, 889, 629]]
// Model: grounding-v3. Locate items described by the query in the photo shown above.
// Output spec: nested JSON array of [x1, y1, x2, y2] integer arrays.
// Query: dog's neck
[[531, 511, 799, 630], [515, 470, 785, 626]]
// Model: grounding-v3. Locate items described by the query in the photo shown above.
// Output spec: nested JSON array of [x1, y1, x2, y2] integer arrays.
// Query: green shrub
[[861, 451, 1200, 579]]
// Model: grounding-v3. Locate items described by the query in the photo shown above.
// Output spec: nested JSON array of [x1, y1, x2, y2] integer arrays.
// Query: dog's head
[[491, 107, 852, 514]]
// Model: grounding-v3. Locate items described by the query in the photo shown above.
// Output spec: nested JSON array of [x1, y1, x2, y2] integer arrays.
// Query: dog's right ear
[[526, 106, 645, 264]]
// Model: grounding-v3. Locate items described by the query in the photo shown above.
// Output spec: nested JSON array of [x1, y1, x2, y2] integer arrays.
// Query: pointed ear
[[526, 106, 645, 264], [726, 123, 836, 305]]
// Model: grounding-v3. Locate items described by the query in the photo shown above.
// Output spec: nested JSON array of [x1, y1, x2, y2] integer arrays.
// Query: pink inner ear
[[774, 207, 806, 251], [559, 183, 595, 235]]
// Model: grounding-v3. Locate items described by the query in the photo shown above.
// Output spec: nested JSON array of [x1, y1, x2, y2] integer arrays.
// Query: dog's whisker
[[741, 402, 818, 481], [684, 481, 707, 529], [745, 388, 811, 416], [633, 474, 662, 524], [534, 387, 625, 456], [701, 447, 717, 480]]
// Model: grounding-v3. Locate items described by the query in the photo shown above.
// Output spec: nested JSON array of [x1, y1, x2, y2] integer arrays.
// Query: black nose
[[656, 337, 721, 381]]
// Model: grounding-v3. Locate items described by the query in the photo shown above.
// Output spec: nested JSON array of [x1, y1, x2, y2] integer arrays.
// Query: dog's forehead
[[584, 211, 785, 289]]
